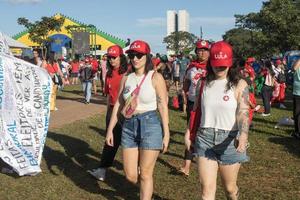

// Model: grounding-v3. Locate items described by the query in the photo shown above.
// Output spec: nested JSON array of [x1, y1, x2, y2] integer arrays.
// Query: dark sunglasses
[[107, 56, 117, 60], [128, 53, 145, 60]]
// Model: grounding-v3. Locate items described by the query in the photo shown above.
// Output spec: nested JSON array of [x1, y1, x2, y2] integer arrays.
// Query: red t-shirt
[[105, 68, 124, 105], [71, 62, 80, 73], [46, 63, 59, 74], [91, 59, 99, 73]]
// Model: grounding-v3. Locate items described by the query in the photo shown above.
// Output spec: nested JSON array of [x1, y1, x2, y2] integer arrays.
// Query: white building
[[167, 10, 177, 36], [178, 10, 189, 32]]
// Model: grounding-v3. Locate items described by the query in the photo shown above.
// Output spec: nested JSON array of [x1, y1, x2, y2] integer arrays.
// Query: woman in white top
[[106, 40, 169, 200], [185, 41, 249, 200]]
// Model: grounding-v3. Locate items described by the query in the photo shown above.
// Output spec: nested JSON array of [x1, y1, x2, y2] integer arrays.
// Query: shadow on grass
[[44, 131, 144, 199], [268, 136, 300, 158], [57, 95, 107, 105]]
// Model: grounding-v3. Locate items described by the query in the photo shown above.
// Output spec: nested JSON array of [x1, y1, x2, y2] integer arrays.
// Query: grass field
[[0, 85, 299, 200]]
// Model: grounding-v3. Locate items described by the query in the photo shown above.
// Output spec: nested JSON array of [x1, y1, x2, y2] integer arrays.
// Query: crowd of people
[[25, 38, 300, 200]]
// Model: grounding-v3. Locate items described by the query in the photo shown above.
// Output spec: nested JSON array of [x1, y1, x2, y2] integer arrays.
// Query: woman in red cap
[[185, 41, 249, 200], [88, 45, 128, 181], [106, 40, 169, 200]]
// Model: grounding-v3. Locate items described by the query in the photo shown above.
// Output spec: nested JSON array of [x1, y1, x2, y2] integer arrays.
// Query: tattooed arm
[[153, 72, 170, 153], [236, 79, 250, 153]]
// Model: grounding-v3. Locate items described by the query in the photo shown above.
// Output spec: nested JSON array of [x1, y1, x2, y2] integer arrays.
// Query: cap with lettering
[[195, 40, 210, 50], [210, 41, 233, 68], [107, 45, 123, 57], [125, 40, 151, 54]]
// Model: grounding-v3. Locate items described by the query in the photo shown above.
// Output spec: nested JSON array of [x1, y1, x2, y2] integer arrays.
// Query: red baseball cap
[[246, 57, 255, 63], [152, 57, 161, 67], [195, 40, 210, 50], [210, 41, 233, 68], [275, 59, 281, 65], [125, 40, 151, 54], [107, 45, 123, 57]]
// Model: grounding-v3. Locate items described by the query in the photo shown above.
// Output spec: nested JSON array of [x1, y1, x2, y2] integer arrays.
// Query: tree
[[163, 31, 198, 55], [225, 0, 300, 59], [17, 16, 65, 59]]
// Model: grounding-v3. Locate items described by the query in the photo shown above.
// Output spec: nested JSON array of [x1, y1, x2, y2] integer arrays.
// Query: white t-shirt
[[186, 67, 206, 102], [200, 79, 238, 131]]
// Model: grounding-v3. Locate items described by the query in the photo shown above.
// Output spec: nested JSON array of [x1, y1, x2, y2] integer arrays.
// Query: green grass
[[0, 85, 299, 199]]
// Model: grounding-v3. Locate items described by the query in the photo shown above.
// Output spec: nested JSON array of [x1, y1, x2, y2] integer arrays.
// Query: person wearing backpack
[[79, 58, 94, 104], [106, 40, 169, 200]]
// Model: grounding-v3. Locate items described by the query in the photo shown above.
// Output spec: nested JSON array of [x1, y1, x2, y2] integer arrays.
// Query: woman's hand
[[105, 131, 114, 147], [162, 135, 169, 153], [184, 129, 192, 151], [236, 133, 248, 153]]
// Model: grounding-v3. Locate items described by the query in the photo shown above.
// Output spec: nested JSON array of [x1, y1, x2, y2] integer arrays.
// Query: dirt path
[[49, 96, 107, 129]]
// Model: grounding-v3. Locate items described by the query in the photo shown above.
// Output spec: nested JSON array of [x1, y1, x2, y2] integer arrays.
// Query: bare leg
[[123, 148, 139, 184], [197, 157, 218, 200], [219, 163, 241, 200], [139, 150, 160, 200]]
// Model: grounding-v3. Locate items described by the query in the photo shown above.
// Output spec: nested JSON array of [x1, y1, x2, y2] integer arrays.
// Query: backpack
[[277, 72, 286, 83]]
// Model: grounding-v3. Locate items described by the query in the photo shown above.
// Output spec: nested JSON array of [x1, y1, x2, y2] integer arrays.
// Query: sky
[[0, 0, 266, 53]]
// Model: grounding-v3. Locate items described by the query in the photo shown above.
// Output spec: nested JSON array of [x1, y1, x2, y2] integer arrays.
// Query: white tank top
[[123, 70, 157, 111], [200, 78, 238, 131]]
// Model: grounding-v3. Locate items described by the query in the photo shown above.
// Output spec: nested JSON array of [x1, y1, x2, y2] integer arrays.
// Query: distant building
[[167, 10, 177, 36], [167, 10, 189, 35], [166, 10, 190, 55], [178, 10, 189, 32]]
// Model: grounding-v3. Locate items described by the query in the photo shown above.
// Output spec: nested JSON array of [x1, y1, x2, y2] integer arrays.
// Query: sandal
[[178, 167, 189, 176]]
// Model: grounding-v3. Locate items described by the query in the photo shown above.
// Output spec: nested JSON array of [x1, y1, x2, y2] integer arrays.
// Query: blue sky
[[0, 0, 265, 53]]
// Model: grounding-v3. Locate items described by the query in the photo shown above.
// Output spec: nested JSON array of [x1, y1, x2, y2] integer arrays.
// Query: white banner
[[0, 32, 52, 176]]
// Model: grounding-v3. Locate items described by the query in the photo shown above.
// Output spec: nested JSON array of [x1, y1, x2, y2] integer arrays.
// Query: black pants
[[293, 95, 300, 133], [184, 100, 195, 160], [99, 106, 122, 168], [261, 85, 273, 114]]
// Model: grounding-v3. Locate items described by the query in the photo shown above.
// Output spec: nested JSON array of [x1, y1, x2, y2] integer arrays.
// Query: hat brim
[[125, 49, 146, 54], [210, 60, 232, 68]]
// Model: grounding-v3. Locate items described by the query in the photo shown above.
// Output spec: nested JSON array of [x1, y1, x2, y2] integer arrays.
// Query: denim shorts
[[194, 128, 249, 165], [121, 110, 163, 150]]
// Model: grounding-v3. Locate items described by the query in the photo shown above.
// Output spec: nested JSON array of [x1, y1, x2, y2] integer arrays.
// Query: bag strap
[[197, 78, 205, 108]]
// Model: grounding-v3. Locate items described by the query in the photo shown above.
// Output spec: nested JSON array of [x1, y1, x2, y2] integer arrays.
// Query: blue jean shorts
[[121, 110, 163, 150], [194, 128, 249, 165]]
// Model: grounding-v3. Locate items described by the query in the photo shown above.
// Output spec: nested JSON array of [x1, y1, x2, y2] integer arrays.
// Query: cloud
[[4, 0, 42, 4], [136, 17, 165, 27], [191, 17, 235, 27]]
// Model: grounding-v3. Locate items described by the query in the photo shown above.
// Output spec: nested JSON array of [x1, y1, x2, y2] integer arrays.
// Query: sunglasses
[[128, 53, 145, 60], [107, 56, 117, 60]]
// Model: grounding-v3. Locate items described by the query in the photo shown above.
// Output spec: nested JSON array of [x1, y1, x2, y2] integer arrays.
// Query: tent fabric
[[2, 33, 29, 49]]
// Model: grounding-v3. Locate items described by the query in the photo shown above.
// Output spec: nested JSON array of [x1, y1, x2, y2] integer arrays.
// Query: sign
[[0, 32, 52, 176]]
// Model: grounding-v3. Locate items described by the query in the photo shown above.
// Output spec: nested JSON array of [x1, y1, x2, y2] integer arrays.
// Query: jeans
[[99, 106, 123, 168], [194, 128, 249, 165], [82, 80, 92, 103], [261, 85, 273, 114], [121, 111, 163, 150], [293, 95, 300, 133]]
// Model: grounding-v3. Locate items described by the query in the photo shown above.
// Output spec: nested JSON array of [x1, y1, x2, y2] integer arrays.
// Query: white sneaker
[[279, 104, 287, 109], [87, 168, 106, 181], [262, 113, 271, 117]]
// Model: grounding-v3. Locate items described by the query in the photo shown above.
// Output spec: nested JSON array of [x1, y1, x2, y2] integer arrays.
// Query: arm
[[153, 72, 170, 153], [293, 59, 300, 71], [106, 75, 127, 146], [236, 79, 250, 153]]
